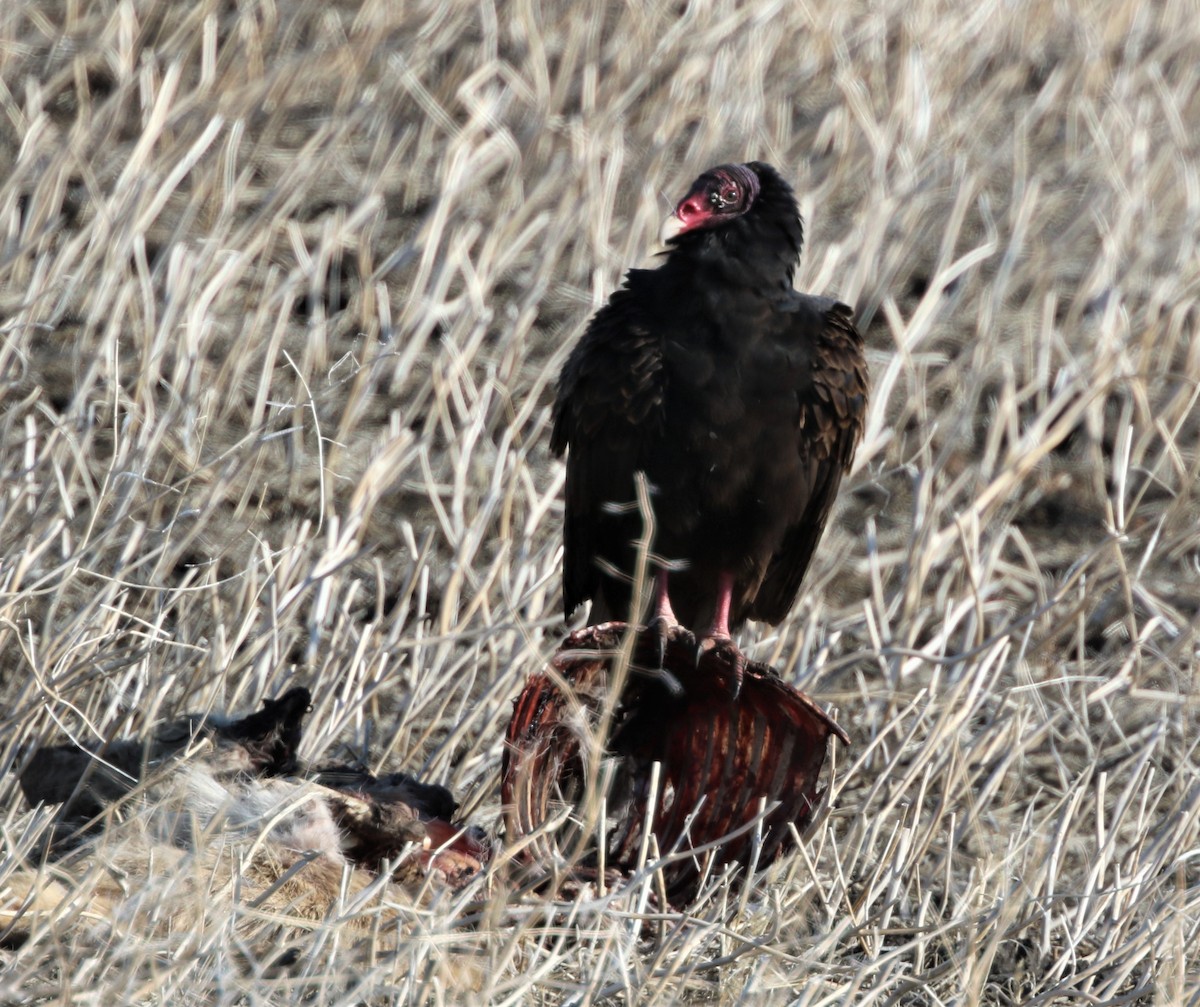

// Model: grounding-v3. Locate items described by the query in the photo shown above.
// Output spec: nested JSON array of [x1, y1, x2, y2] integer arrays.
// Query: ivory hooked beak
[[659, 213, 685, 244]]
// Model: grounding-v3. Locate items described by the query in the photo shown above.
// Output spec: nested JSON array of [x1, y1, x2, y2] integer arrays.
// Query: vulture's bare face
[[661, 163, 761, 242]]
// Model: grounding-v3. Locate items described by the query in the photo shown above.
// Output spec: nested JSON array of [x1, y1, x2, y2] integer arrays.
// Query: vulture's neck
[[667, 210, 803, 297]]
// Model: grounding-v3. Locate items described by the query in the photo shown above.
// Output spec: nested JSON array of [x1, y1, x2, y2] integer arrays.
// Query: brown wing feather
[[551, 279, 666, 619], [746, 301, 868, 624]]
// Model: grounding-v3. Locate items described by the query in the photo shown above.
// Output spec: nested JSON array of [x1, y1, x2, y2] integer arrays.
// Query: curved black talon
[[646, 615, 675, 668], [728, 649, 746, 700]]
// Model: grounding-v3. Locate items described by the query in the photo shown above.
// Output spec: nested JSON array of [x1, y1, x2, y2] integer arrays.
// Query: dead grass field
[[2, 0, 1199, 1002]]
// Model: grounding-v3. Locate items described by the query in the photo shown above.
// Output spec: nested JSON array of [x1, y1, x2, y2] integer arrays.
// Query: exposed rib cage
[[502, 623, 847, 903]]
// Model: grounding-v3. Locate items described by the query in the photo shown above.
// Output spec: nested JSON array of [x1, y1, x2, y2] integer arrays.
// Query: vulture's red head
[[661, 163, 762, 238], [660, 161, 804, 288]]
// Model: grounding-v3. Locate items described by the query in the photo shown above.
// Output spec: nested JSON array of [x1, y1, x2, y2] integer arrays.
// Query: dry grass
[[1, 0, 1199, 1002]]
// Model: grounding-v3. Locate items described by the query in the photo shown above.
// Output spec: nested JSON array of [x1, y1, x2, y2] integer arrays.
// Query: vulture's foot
[[695, 634, 746, 699], [645, 614, 690, 669]]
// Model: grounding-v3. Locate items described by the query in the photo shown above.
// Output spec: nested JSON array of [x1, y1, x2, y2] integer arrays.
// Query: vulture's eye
[[711, 185, 739, 209]]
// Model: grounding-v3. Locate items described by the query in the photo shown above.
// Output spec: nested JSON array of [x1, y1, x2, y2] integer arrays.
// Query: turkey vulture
[[551, 161, 868, 657]]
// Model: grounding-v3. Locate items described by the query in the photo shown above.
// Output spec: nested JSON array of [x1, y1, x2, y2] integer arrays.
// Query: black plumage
[[551, 161, 868, 639]]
